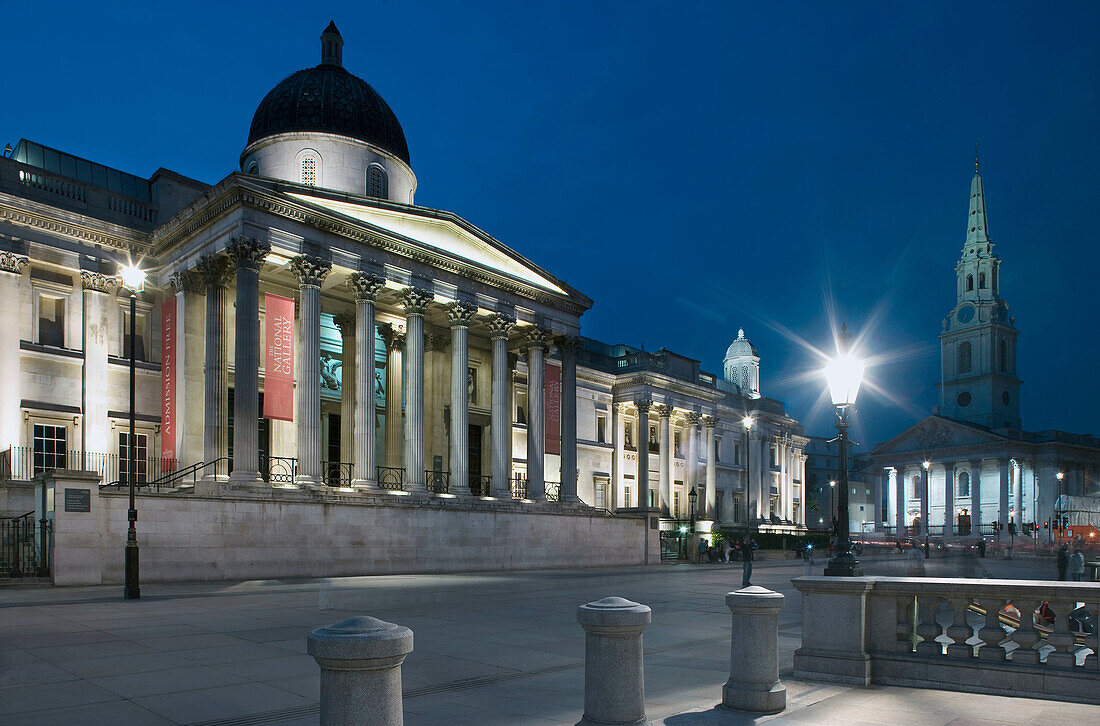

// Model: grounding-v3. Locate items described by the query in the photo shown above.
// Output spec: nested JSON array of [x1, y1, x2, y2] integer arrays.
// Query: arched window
[[247, 162, 259, 175], [979, 272, 986, 289], [991, 267, 997, 293], [999, 339, 1007, 373], [958, 471, 970, 497], [958, 341, 972, 374], [966, 274, 974, 292], [367, 164, 388, 198], [296, 149, 321, 186]]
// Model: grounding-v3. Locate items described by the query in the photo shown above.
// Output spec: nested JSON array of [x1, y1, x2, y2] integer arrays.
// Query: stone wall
[[45, 472, 655, 585]]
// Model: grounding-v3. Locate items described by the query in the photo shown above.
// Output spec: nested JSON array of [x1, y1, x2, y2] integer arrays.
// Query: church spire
[[966, 145, 989, 246]]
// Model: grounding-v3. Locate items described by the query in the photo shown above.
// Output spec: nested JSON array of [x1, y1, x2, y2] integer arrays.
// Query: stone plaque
[[63, 488, 90, 513]]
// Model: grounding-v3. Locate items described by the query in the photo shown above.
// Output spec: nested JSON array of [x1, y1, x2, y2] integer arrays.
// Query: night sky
[[3, 1, 1097, 446]]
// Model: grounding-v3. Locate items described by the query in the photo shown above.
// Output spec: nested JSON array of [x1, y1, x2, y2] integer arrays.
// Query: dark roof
[[246, 64, 411, 165]]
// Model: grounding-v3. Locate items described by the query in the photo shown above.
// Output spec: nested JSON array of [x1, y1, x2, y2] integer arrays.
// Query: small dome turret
[[723, 328, 761, 399]]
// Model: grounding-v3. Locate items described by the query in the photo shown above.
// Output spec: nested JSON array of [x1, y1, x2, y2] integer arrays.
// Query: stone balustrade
[[794, 576, 1100, 704]]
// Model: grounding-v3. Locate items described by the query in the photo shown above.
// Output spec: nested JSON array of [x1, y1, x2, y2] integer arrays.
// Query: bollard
[[307, 616, 414, 726], [721, 586, 786, 714], [576, 596, 652, 726]]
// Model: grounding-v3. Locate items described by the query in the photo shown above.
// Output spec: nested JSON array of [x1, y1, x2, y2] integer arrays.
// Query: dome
[[725, 328, 758, 359], [245, 23, 411, 166]]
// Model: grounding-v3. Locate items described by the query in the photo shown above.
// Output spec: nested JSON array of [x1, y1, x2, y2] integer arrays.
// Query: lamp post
[[829, 479, 837, 534], [120, 265, 146, 600], [741, 415, 753, 526], [688, 486, 698, 562], [823, 327, 865, 577], [1055, 471, 1065, 544]]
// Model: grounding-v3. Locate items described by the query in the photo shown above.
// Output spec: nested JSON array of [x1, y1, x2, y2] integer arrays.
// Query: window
[[623, 485, 632, 508], [958, 471, 970, 498], [979, 272, 986, 289], [33, 424, 67, 474], [958, 341, 972, 374], [624, 421, 635, 451], [966, 274, 974, 292], [594, 480, 607, 509], [247, 162, 259, 175], [38, 295, 65, 347], [999, 339, 1007, 373], [674, 431, 682, 457], [516, 389, 527, 424], [367, 164, 388, 198], [119, 432, 149, 484], [716, 491, 724, 522], [300, 154, 318, 186], [596, 414, 607, 443], [715, 436, 722, 462], [733, 497, 740, 522], [992, 267, 997, 293], [734, 442, 740, 466], [673, 490, 681, 518], [911, 475, 920, 499], [771, 445, 778, 468], [123, 307, 148, 361]]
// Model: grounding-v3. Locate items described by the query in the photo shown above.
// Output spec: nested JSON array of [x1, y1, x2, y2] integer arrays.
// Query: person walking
[[905, 543, 926, 577], [1069, 548, 1085, 582], [697, 537, 708, 564], [740, 536, 755, 588], [1057, 543, 1070, 581]]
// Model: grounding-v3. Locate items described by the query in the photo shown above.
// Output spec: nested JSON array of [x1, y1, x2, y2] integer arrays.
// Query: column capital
[[378, 322, 405, 350], [443, 301, 477, 328], [635, 398, 653, 414], [80, 271, 116, 293], [347, 272, 385, 301], [289, 254, 331, 287], [942, 461, 956, 472], [196, 254, 233, 288], [652, 403, 671, 418], [399, 286, 433, 315], [555, 334, 584, 356], [425, 333, 450, 352], [484, 312, 516, 339], [332, 312, 355, 339], [685, 411, 702, 426], [0, 252, 29, 275], [702, 415, 719, 429], [169, 269, 205, 293], [523, 326, 553, 351], [226, 236, 270, 271]]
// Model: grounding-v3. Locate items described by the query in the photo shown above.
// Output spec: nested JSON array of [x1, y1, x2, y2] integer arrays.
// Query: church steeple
[[966, 150, 990, 246]]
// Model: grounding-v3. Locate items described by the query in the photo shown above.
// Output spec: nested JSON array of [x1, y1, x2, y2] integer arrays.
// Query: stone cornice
[[0, 196, 150, 253]]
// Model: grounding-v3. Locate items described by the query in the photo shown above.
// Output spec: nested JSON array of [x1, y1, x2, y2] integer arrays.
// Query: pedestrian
[[905, 543, 926, 577], [740, 536, 754, 587], [698, 537, 708, 564], [978, 538, 987, 558], [1057, 543, 1069, 581], [722, 540, 732, 563], [806, 542, 815, 565], [1069, 548, 1085, 582]]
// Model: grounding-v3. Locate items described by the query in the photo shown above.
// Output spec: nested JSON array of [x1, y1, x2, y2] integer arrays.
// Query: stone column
[[558, 335, 581, 502], [333, 313, 355, 467], [722, 587, 786, 714], [197, 255, 231, 478], [523, 327, 551, 500], [655, 405, 671, 517], [920, 464, 929, 537], [894, 467, 904, 535], [635, 399, 651, 510], [347, 273, 384, 488], [998, 458, 1010, 534], [0, 253, 28, 451], [444, 302, 476, 496], [169, 270, 206, 469], [874, 467, 886, 533], [485, 313, 515, 497], [576, 597, 652, 726], [1012, 460, 1023, 527], [943, 462, 955, 536], [378, 323, 404, 471], [227, 237, 269, 486], [307, 616, 413, 726], [80, 272, 115, 463], [685, 413, 700, 516], [778, 440, 788, 522], [612, 403, 623, 510], [704, 416, 718, 520], [400, 287, 433, 493], [971, 459, 984, 537], [289, 255, 330, 487]]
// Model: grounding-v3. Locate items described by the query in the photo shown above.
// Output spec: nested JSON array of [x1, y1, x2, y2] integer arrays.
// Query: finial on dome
[[321, 21, 343, 67], [737, 328, 745, 339]]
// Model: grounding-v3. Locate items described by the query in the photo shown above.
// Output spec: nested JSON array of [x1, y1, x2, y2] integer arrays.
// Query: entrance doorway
[[957, 510, 972, 536], [468, 424, 482, 494]]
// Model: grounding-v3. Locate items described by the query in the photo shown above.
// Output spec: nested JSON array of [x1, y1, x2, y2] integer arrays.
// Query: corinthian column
[[378, 323, 405, 471], [558, 335, 581, 502], [227, 237, 269, 486], [197, 255, 232, 479], [444, 301, 477, 496], [703, 416, 718, 520], [333, 313, 355, 469], [636, 399, 652, 510], [524, 327, 552, 500], [685, 412, 700, 517], [290, 255, 330, 486], [400, 286, 433, 492], [485, 313, 515, 497], [654, 404, 671, 516], [80, 272, 116, 464], [0, 253, 28, 452], [347, 273, 384, 488]]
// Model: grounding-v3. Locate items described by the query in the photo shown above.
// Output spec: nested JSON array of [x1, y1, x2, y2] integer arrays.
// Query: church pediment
[[869, 415, 1007, 457]]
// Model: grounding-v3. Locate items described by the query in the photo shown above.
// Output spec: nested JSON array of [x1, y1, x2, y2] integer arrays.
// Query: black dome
[[246, 64, 411, 166]]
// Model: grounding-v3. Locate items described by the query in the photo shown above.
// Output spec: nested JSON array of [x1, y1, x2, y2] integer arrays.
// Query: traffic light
[[1044, 521, 1049, 530]]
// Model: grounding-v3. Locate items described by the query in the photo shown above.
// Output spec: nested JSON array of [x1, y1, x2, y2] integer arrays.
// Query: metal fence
[[376, 466, 405, 490], [322, 461, 353, 487], [426, 470, 450, 494], [511, 477, 528, 500], [0, 512, 49, 578], [469, 475, 491, 497], [1, 446, 177, 485]]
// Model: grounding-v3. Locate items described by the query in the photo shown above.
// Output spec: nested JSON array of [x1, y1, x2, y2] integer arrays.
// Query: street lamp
[[1055, 471, 1065, 544], [829, 480, 837, 533], [120, 264, 146, 600], [822, 328, 865, 577], [742, 415, 753, 526]]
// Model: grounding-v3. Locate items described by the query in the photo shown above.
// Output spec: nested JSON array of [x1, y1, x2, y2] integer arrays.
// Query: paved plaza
[[0, 553, 1093, 726]]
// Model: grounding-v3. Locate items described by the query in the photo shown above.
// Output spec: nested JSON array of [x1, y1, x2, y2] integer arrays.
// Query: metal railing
[[0, 512, 49, 578], [322, 461, 353, 487], [546, 482, 560, 502], [426, 470, 450, 494], [112, 457, 230, 491], [376, 466, 405, 490], [261, 455, 297, 485], [469, 474, 492, 497], [511, 476, 528, 500], [0, 156, 159, 226], [1, 446, 178, 487]]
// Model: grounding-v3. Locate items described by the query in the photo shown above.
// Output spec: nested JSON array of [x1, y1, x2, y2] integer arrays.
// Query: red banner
[[545, 362, 561, 455], [264, 294, 295, 421], [160, 298, 176, 463]]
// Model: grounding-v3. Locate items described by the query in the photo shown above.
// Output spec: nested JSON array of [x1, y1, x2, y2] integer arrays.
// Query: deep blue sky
[[3, 1, 1097, 445]]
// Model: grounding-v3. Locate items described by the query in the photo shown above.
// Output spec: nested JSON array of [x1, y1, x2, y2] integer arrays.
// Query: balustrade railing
[[511, 476, 528, 500], [260, 455, 297, 485], [469, 474, 491, 497], [376, 466, 405, 490], [0, 512, 49, 578], [426, 470, 450, 494], [546, 482, 560, 502], [322, 461, 353, 487], [0, 446, 178, 488]]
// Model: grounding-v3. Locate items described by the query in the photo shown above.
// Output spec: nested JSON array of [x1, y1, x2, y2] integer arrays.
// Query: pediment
[[869, 416, 1007, 457]]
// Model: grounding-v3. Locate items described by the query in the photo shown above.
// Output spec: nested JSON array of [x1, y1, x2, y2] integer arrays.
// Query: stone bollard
[[307, 616, 414, 726], [576, 596, 652, 726], [721, 586, 786, 714]]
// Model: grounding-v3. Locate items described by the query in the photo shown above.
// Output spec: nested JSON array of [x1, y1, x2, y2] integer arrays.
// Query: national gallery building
[[0, 23, 807, 565]]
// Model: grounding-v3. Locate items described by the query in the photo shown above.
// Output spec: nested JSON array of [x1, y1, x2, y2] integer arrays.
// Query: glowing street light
[[121, 264, 146, 601], [741, 415, 754, 526], [823, 324, 865, 577]]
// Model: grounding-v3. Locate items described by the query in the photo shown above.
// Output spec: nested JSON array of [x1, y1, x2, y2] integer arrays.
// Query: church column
[[347, 273, 384, 487], [0, 254, 28, 451], [523, 327, 551, 500], [378, 323, 404, 472], [970, 459, 984, 538], [920, 463, 929, 537], [943, 462, 955, 536], [80, 272, 115, 463], [635, 399, 652, 510], [778, 439, 789, 521], [655, 405, 671, 516], [703, 416, 717, 520], [894, 466, 905, 535], [289, 256, 330, 486], [874, 467, 886, 533], [333, 313, 355, 469], [611, 403, 623, 509], [558, 335, 581, 502], [400, 287, 433, 493], [998, 458, 1010, 534], [227, 237, 269, 486], [486, 313, 515, 497], [197, 255, 231, 478], [444, 302, 476, 496]]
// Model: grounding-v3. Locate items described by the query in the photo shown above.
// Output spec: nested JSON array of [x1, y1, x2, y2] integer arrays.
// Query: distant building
[[804, 435, 873, 535]]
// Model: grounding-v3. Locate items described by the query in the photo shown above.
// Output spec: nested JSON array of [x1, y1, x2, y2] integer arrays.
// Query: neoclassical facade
[[0, 25, 806, 531], [863, 162, 1100, 537]]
